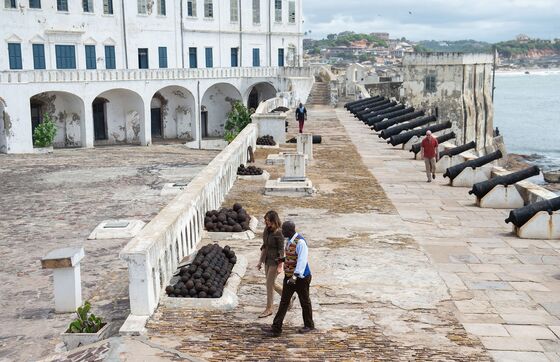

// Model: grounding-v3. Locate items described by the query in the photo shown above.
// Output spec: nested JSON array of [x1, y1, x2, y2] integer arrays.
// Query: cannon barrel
[[355, 100, 393, 118], [373, 110, 425, 131], [410, 132, 456, 155], [443, 150, 503, 180], [379, 115, 437, 139], [469, 166, 540, 199], [363, 105, 406, 124], [365, 107, 415, 126], [505, 196, 560, 228], [353, 97, 389, 112], [439, 141, 476, 159], [350, 98, 388, 114], [345, 96, 382, 109], [388, 121, 452, 146]]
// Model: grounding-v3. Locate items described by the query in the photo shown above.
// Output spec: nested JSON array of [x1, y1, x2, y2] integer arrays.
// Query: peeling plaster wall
[[154, 88, 195, 140], [102, 90, 144, 145], [202, 85, 242, 137], [401, 53, 495, 151], [0, 107, 7, 153], [287, 77, 314, 105]]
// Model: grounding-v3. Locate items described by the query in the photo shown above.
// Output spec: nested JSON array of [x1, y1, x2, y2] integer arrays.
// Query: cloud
[[303, 0, 560, 41]]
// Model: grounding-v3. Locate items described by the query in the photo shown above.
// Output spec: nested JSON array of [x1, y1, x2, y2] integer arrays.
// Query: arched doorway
[[150, 86, 196, 140], [29, 91, 85, 148], [93, 88, 144, 145], [245, 82, 277, 111], [201, 83, 242, 139]]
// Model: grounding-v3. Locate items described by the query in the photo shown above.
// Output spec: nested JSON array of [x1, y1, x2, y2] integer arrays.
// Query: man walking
[[421, 130, 439, 182], [261, 221, 314, 337], [295, 103, 307, 133]]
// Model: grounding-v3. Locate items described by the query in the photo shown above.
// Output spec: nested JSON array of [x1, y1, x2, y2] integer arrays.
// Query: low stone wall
[[119, 124, 257, 317], [251, 95, 292, 144]]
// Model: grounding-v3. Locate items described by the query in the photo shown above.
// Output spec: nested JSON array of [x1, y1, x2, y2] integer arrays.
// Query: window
[[55, 45, 76, 69], [85, 45, 96, 69], [103, 0, 113, 14], [204, 0, 212, 18], [8, 43, 22, 70], [230, 47, 238, 67], [274, 0, 282, 22], [288, 0, 295, 23], [187, 0, 196, 16], [105, 45, 115, 69], [57, 0, 68, 11], [138, 48, 149, 68], [158, 0, 165, 15], [205, 47, 213, 68], [83, 0, 93, 12], [32, 44, 45, 69], [425, 74, 437, 93], [29, 0, 41, 9], [252, 0, 260, 24], [158, 47, 167, 68], [189, 47, 197, 68], [252, 48, 260, 67], [278, 48, 284, 67], [230, 0, 238, 22], [137, 0, 146, 14], [4, 0, 16, 8]]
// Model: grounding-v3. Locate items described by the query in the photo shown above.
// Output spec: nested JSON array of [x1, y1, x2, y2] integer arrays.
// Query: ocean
[[493, 71, 560, 171]]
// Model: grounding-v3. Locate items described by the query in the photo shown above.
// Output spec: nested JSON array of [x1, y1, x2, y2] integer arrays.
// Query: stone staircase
[[307, 81, 330, 105]]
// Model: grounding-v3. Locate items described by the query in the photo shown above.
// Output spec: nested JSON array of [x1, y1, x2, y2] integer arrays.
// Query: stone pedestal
[[451, 165, 493, 188], [297, 133, 313, 160], [282, 153, 306, 181], [477, 184, 525, 209], [515, 211, 560, 240], [265, 153, 314, 195], [41, 247, 85, 313]]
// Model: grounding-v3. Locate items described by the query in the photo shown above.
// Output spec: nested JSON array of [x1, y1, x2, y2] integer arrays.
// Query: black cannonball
[[186, 280, 194, 289], [189, 288, 197, 297], [165, 286, 174, 294], [199, 291, 207, 298]]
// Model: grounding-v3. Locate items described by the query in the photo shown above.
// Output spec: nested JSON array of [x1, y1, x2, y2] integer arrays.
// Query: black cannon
[[363, 105, 406, 124], [387, 121, 452, 147], [439, 141, 476, 159], [345, 96, 382, 109], [443, 150, 503, 180], [379, 115, 437, 139], [355, 100, 394, 118], [505, 196, 560, 228], [364, 107, 415, 126], [373, 110, 425, 131], [469, 166, 540, 199], [349, 98, 388, 114], [410, 132, 456, 156]]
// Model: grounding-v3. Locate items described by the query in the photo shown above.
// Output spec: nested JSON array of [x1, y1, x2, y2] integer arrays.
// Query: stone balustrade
[[0, 66, 312, 84], [119, 124, 257, 317]]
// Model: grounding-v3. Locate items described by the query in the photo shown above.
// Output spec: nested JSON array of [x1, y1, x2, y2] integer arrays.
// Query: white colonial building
[[0, 0, 310, 153]]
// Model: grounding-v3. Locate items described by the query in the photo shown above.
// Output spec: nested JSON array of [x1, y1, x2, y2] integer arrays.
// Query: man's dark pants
[[272, 275, 314, 333]]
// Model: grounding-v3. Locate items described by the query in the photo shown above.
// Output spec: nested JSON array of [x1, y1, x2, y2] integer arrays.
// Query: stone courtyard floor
[[0, 145, 218, 362], [8, 105, 560, 362]]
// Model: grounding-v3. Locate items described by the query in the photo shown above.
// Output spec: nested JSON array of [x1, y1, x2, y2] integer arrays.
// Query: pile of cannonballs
[[257, 135, 276, 146], [204, 203, 251, 233], [237, 164, 263, 176], [165, 243, 237, 298]]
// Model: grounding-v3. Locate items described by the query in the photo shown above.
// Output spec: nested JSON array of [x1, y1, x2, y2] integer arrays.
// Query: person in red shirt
[[421, 130, 439, 182]]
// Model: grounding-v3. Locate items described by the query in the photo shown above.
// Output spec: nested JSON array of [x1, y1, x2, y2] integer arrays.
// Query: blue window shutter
[[278, 48, 284, 67], [32, 44, 46, 69], [189, 47, 197, 68], [56, 45, 76, 69], [85, 45, 97, 69], [230, 48, 238, 67], [8, 43, 23, 70], [205, 48, 213, 68], [252, 48, 260, 67], [158, 47, 168, 68], [104, 46, 116, 69]]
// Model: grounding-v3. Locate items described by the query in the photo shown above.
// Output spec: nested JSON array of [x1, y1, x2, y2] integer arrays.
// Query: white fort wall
[[120, 123, 258, 317]]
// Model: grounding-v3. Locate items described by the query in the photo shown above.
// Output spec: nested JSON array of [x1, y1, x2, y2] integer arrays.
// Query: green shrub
[[66, 301, 106, 333], [33, 113, 57, 148], [224, 101, 253, 143]]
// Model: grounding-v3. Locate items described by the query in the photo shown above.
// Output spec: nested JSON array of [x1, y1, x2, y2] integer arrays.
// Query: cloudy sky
[[303, 0, 560, 42]]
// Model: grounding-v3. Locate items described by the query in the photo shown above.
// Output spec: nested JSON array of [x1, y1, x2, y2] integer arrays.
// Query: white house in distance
[[0, 0, 308, 153]]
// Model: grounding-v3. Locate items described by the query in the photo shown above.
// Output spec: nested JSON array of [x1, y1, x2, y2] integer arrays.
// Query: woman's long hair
[[264, 210, 282, 231]]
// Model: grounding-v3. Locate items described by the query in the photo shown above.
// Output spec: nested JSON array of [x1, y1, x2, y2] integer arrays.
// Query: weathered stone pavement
[[0, 145, 217, 362], [338, 108, 560, 361]]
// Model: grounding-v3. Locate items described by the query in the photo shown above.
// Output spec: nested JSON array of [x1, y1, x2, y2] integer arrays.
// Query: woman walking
[[256, 210, 284, 318]]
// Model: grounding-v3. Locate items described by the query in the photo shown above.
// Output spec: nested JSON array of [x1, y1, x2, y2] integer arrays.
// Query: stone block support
[[283, 153, 306, 181], [297, 133, 313, 160], [41, 247, 85, 313]]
